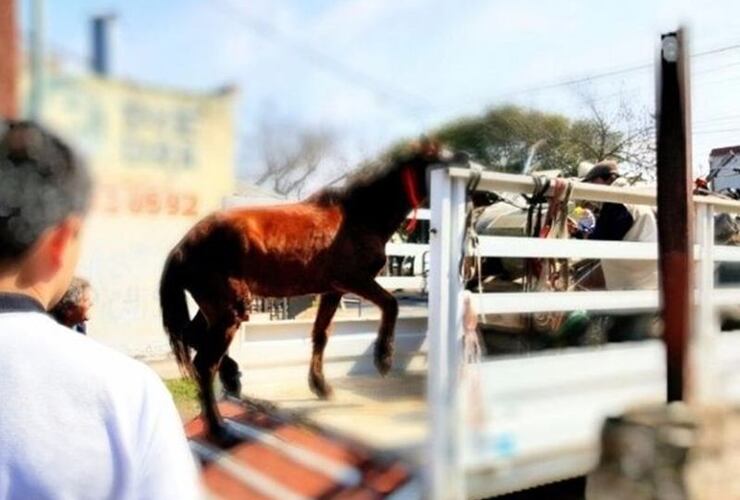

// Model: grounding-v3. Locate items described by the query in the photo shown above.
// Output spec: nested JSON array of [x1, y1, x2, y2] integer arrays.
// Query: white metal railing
[[376, 210, 431, 292], [480, 236, 657, 260], [343, 212, 430, 316], [426, 165, 740, 499]]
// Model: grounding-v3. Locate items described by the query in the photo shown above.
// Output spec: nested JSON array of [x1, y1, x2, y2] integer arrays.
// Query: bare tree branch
[[250, 118, 337, 198], [576, 89, 656, 180]]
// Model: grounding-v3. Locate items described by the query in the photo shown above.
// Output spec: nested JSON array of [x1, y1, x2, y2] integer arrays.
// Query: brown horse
[[160, 139, 454, 441]]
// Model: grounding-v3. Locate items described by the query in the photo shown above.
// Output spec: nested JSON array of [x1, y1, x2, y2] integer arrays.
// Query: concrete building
[[26, 66, 238, 359]]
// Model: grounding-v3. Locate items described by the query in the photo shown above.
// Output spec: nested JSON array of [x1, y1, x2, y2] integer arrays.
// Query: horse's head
[[396, 137, 468, 204], [337, 137, 471, 235], [399, 136, 460, 166]]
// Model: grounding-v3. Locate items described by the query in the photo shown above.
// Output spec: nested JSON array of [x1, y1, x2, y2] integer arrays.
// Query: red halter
[[402, 167, 421, 234]]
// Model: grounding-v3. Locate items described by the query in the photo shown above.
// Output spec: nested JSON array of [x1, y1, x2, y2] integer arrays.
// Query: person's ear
[[45, 217, 81, 270], [46, 225, 69, 271]]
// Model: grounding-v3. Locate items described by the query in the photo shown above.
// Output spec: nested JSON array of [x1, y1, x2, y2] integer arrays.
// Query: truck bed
[[248, 373, 427, 462]]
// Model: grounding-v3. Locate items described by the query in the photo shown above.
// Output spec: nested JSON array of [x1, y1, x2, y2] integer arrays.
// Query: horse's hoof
[[219, 367, 243, 399], [374, 344, 394, 376], [374, 353, 393, 376], [221, 379, 242, 400], [308, 375, 334, 400], [221, 388, 242, 401], [209, 424, 241, 448]]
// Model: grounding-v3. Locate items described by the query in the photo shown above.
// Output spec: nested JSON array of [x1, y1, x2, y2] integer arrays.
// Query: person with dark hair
[[50, 276, 92, 334], [581, 161, 658, 290], [0, 121, 201, 499]]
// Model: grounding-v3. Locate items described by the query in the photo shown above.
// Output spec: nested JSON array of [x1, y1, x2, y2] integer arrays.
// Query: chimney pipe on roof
[[90, 14, 115, 77]]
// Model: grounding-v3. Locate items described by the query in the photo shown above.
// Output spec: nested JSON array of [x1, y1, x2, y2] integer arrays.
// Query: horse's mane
[[309, 152, 405, 206]]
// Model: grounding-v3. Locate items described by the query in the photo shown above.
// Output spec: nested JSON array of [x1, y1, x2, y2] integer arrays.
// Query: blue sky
[[22, 0, 740, 183]]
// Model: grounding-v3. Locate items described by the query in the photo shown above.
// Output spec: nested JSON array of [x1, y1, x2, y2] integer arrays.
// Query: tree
[[570, 93, 656, 182], [252, 118, 337, 198], [431, 101, 655, 179], [435, 105, 579, 174]]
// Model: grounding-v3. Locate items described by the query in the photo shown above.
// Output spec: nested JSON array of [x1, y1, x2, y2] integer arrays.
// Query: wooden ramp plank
[[186, 399, 414, 499]]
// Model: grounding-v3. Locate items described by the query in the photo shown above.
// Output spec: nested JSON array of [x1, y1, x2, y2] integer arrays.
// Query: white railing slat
[[713, 245, 740, 262], [711, 288, 740, 307], [448, 165, 740, 213], [448, 166, 657, 206], [385, 242, 429, 258], [478, 290, 659, 314], [376, 276, 425, 290], [479, 236, 657, 260]]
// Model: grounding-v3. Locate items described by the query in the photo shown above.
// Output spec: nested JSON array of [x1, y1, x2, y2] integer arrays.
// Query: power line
[[493, 39, 740, 100], [694, 127, 740, 135], [209, 0, 436, 116], [695, 113, 740, 125], [38, 10, 740, 133], [536, 59, 740, 109], [498, 63, 653, 99], [694, 42, 740, 58], [693, 59, 740, 77]]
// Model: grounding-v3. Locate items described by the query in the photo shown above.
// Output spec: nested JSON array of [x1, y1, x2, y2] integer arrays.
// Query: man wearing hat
[[581, 160, 658, 341]]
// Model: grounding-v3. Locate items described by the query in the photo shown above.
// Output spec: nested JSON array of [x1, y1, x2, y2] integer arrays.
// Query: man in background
[[581, 161, 659, 341], [0, 121, 201, 499], [50, 276, 92, 334]]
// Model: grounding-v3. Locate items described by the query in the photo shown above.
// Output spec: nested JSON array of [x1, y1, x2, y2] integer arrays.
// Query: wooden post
[[0, 0, 17, 119], [656, 28, 693, 402]]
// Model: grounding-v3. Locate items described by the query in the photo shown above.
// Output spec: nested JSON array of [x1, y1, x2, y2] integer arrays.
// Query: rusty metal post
[[656, 29, 693, 402], [0, 0, 17, 119]]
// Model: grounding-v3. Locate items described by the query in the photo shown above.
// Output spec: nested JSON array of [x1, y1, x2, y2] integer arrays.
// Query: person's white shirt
[[0, 300, 202, 500], [598, 177, 659, 291]]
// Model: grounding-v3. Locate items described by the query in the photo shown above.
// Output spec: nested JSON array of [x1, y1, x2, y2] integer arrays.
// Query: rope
[[525, 176, 551, 293], [461, 290, 485, 430], [466, 162, 483, 193], [459, 161, 485, 288], [459, 172, 486, 432], [530, 178, 575, 335], [401, 167, 421, 234]]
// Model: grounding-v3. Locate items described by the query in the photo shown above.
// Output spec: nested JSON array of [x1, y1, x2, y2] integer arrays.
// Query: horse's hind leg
[[219, 355, 242, 398], [308, 291, 342, 399], [340, 280, 398, 376], [193, 316, 241, 445], [183, 311, 207, 351], [184, 311, 241, 397]]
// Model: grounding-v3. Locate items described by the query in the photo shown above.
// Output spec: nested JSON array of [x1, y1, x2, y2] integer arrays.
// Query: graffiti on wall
[[95, 184, 200, 217], [120, 100, 198, 170], [27, 71, 236, 358]]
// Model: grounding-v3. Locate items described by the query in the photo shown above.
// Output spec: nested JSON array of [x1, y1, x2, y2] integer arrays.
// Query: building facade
[[27, 68, 237, 358]]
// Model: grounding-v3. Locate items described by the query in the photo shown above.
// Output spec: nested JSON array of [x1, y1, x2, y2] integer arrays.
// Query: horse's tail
[[160, 248, 194, 379]]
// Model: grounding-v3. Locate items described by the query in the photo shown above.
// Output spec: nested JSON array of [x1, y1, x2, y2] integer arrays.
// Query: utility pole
[[0, 0, 18, 119], [656, 28, 693, 402], [28, 0, 44, 120]]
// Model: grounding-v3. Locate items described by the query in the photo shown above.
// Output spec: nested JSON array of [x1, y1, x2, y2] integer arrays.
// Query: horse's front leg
[[309, 291, 342, 399], [340, 280, 398, 376]]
